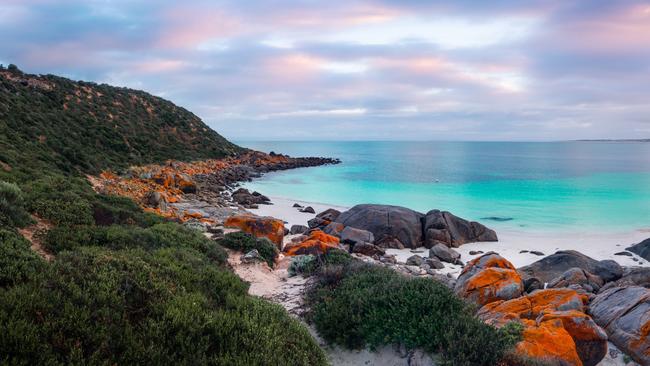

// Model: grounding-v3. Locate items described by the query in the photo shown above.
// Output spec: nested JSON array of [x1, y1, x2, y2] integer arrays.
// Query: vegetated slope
[[0, 65, 242, 177], [0, 65, 327, 365]]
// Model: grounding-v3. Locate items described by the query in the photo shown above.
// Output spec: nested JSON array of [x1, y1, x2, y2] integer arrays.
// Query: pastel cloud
[[0, 0, 648, 140]]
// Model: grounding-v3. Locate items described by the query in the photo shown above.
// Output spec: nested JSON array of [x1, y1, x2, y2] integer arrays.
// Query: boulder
[[424, 257, 445, 270], [406, 255, 424, 266], [429, 244, 460, 264], [455, 252, 524, 306], [594, 260, 624, 283], [335, 204, 424, 249], [224, 215, 285, 248], [600, 267, 650, 292], [289, 224, 309, 235], [626, 238, 650, 261], [589, 286, 650, 365], [340, 226, 375, 245], [322, 222, 345, 237], [240, 249, 263, 264], [283, 230, 341, 256], [518, 250, 622, 284], [316, 208, 341, 222], [351, 242, 385, 257], [422, 210, 498, 248], [300, 206, 316, 214], [479, 288, 607, 366], [548, 268, 604, 293]]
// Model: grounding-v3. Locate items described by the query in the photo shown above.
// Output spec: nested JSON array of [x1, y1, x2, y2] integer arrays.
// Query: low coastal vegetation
[[0, 66, 326, 365], [302, 253, 522, 366], [218, 231, 279, 267]]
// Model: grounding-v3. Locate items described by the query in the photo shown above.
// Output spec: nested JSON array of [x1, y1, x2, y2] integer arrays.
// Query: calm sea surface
[[238, 141, 650, 233]]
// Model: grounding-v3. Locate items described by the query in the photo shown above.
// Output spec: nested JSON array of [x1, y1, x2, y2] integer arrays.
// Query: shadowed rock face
[[334, 204, 497, 249], [589, 286, 650, 365], [423, 210, 497, 248], [518, 250, 623, 284], [335, 204, 424, 249], [627, 238, 650, 261]]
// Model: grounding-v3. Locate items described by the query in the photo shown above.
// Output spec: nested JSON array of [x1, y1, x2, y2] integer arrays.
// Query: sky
[[1, 0, 649, 141]]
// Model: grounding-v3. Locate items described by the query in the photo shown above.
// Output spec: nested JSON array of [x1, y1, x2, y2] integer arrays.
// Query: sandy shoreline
[[249, 196, 650, 274]]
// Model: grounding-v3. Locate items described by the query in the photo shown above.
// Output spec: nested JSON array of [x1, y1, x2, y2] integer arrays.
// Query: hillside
[[0, 65, 242, 178], [0, 66, 328, 365]]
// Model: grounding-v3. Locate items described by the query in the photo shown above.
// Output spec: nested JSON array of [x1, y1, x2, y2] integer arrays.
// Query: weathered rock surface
[[283, 230, 341, 256], [589, 286, 649, 365], [455, 253, 524, 306], [351, 242, 385, 257], [336, 204, 424, 249], [322, 222, 345, 237], [422, 210, 498, 248], [548, 268, 604, 294], [289, 224, 309, 235], [406, 255, 425, 266], [600, 267, 650, 292], [340, 226, 375, 245], [479, 288, 607, 366], [518, 250, 623, 284], [230, 188, 271, 207], [240, 249, 263, 264], [627, 238, 650, 261], [429, 244, 461, 264], [224, 215, 285, 248]]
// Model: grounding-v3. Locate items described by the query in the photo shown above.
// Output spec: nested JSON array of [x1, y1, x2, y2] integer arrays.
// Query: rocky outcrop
[[224, 215, 285, 248], [589, 286, 650, 365], [283, 230, 341, 256], [334, 204, 497, 249], [518, 250, 623, 284], [627, 238, 650, 261], [351, 242, 385, 257], [308, 209, 342, 230], [479, 288, 607, 366], [422, 210, 497, 248], [289, 224, 309, 235], [455, 253, 524, 306], [230, 188, 271, 208], [335, 204, 424, 249]]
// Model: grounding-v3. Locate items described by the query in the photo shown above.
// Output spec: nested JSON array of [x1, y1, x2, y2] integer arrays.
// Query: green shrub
[[288, 250, 354, 277], [0, 181, 33, 228], [0, 229, 45, 287], [91, 194, 164, 227], [0, 247, 326, 365], [45, 222, 227, 264], [289, 255, 317, 277], [219, 232, 279, 267], [307, 263, 520, 366]]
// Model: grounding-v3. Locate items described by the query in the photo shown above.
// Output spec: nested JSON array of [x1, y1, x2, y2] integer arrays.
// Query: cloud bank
[[1, 0, 649, 140]]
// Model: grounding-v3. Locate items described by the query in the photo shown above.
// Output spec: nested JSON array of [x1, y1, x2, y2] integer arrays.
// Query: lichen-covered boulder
[[479, 288, 607, 366], [322, 222, 345, 237], [224, 215, 285, 248], [455, 252, 524, 306], [422, 209, 497, 248], [284, 230, 340, 256], [335, 204, 424, 248], [308, 208, 341, 229], [589, 286, 650, 365]]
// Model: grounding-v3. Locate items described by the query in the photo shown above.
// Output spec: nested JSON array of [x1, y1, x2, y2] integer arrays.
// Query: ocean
[[238, 141, 650, 234]]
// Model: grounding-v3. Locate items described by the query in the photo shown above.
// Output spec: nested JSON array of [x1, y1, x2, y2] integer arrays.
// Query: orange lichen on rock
[[455, 253, 524, 306], [479, 289, 606, 366], [515, 319, 583, 366], [224, 215, 285, 248], [284, 230, 340, 256]]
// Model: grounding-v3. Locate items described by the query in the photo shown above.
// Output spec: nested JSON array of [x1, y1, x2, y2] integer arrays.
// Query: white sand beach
[[249, 196, 650, 275]]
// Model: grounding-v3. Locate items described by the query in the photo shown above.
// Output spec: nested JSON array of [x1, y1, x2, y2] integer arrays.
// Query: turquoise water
[[238, 141, 650, 233]]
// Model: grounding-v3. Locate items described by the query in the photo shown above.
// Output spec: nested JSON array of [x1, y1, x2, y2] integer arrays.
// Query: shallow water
[[239, 141, 650, 234]]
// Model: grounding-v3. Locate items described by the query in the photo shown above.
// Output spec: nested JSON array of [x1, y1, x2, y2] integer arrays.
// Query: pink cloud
[[156, 5, 240, 49]]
